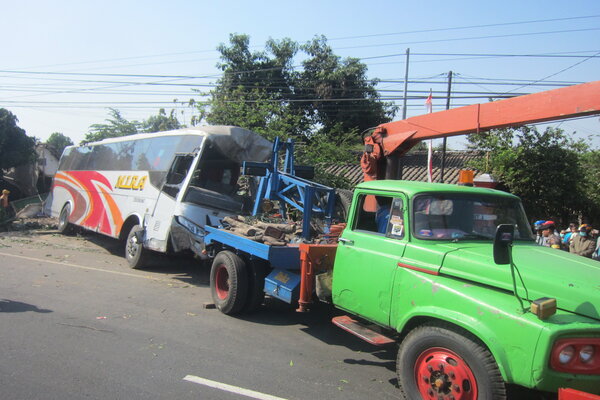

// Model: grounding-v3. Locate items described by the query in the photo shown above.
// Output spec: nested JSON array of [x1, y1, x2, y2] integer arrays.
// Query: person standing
[[541, 221, 561, 249], [570, 224, 596, 258], [563, 223, 577, 248], [0, 189, 10, 220]]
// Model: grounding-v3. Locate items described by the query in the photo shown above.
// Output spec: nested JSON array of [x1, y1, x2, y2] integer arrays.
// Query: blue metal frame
[[243, 138, 336, 241], [204, 226, 300, 269]]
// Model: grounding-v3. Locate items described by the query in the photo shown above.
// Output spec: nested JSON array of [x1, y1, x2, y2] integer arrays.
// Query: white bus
[[48, 126, 271, 268]]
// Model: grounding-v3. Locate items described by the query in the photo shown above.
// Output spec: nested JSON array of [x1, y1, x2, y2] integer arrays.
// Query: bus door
[[144, 152, 196, 251]]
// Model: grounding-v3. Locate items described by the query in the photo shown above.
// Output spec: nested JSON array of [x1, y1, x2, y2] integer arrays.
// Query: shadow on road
[[0, 299, 52, 313]]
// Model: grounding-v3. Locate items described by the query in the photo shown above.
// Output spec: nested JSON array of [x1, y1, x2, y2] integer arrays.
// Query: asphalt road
[[0, 229, 400, 400]]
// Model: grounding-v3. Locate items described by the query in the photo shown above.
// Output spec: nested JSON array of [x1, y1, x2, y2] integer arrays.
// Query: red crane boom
[[361, 80, 600, 183]]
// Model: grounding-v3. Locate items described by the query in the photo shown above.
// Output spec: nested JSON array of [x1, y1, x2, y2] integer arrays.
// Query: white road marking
[[0, 251, 159, 281], [183, 375, 289, 400]]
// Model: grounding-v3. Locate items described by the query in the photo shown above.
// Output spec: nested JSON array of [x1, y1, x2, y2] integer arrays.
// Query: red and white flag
[[425, 89, 433, 114]]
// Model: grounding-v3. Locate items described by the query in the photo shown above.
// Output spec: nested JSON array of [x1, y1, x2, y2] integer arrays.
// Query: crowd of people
[[534, 220, 600, 259]]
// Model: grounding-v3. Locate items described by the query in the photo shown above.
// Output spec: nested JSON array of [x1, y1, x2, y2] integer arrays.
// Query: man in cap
[[534, 220, 546, 246], [541, 221, 561, 249], [570, 224, 596, 258]]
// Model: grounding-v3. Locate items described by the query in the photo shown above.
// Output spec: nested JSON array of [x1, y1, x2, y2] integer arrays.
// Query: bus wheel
[[210, 251, 248, 315], [397, 323, 506, 400], [125, 225, 148, 269], [57, 204, 73, 235]]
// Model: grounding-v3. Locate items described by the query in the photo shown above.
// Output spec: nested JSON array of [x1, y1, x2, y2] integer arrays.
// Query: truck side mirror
[[494, 224, 514, 265]]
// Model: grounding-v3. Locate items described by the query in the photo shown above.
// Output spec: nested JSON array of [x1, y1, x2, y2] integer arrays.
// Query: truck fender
[[394, 307, 532, 384]]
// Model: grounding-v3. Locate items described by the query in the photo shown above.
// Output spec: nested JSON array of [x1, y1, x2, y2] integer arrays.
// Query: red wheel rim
[[215, 264, 230, 300], [414, 347, 478, 400]]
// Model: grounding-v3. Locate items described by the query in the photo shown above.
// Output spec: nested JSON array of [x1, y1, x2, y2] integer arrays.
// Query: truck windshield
[[412, 193, 534, 241]]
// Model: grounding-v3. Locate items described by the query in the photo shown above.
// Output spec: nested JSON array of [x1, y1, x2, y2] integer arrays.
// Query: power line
[[335, 27, 600, 51], [328, 14, 600, 41]]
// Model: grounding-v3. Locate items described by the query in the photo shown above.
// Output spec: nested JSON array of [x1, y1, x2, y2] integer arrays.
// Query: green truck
[[205, 178, 600, 398], [332, 180, 600, 398]]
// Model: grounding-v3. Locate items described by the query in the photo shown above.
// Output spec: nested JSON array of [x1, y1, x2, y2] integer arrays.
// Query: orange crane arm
[[362, 80, 600, 182]]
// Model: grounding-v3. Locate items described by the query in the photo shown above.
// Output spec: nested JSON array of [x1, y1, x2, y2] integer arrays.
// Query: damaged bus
[[47, 126, 271, 268]]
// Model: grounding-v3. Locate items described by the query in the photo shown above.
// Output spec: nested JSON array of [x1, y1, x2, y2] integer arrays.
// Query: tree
[[296, 36, 396, 138], [579, 150, 600, 222], [142, 108, 182, 133], [201, 34, 396, 145], [467, 126, 587, 222], [83, 108, 184, 144], [0, 109, 36, 176], [45, 132, 73, 156], [83, 108, 140, 144]]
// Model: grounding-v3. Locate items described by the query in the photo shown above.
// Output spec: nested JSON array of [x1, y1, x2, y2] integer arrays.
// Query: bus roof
[[68, 125, 273, 164], [78, 126, 261, 146]]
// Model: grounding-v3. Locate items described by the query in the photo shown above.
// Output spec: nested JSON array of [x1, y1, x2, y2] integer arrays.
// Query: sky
[[1, 0, 599, 149]]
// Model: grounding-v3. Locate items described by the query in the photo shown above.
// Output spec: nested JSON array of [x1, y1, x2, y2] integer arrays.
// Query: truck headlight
[[580, 345, 595, 363], [550, 338, 600, 374], [558, 346, 575, 364]]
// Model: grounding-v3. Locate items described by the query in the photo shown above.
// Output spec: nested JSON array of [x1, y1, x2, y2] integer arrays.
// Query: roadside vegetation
[[2, 34, 600, 223]]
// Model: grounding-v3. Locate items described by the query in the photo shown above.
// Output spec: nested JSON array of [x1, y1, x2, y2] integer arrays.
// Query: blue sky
[[2, 0, 599, 148]]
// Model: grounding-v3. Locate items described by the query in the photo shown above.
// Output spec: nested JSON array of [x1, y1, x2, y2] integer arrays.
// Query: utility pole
[[401, 48, 410, 120], [439, 70, 453, 183]]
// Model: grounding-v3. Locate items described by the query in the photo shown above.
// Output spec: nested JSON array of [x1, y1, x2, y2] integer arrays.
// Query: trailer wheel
[[210, 251, 248, 315], [125, 225, 148, 269], [397, 323, 506, 400], [57, 204, 74, 235], [244, 259, 268, 312]]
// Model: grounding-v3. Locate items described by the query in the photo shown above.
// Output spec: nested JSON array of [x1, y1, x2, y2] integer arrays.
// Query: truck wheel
[[210, 251, 248, 315], [244, 259, 267, 312], [57, 204, 74, 234], [125, 225, 148, 269], [397, 323, 506, 400]]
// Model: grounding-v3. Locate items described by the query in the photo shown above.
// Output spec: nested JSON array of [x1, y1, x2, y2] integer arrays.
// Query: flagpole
[[402, 48, 410, 120], [440, 70, 453, 183], [425, 89, 433, 183]]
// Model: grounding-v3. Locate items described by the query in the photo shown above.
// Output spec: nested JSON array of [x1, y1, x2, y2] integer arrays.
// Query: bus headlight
[[177, 216, 205, 237]]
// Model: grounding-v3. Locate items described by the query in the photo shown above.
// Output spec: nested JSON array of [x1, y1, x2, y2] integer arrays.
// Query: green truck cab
[[332, 180, 600, 398]]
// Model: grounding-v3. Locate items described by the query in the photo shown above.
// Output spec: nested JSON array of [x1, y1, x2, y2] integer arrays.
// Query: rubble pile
[[222, 215, 299, 246]]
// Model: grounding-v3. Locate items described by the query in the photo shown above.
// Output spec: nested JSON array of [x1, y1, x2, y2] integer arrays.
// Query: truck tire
[[397, 323, 506, 400], [244, 259, 268, 312], [210, 251, 248, 315], [57, 203, 74, 235], [125, 225, 149, 269], [334, 189, 353, 223]]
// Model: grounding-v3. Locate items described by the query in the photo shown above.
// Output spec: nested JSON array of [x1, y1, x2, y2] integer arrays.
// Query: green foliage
[[296, 36, 396, 138], [83, 108, 184, 144], [467, 126, 588, 221], [142, 108, 182, 133], [0, 109, 36, 174], [201, 33, 396, 145], [579, 150, 600, 220], [45, 132, 73, 156], [83, 108, 140, 144]]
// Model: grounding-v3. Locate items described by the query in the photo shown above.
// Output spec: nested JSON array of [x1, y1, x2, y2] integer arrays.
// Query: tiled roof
[[321, 151, 484, 186]]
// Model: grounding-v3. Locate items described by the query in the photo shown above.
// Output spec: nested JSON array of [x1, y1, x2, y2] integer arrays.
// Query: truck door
[[144, 153, 196, 251], [332, 193, 407, 326]]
